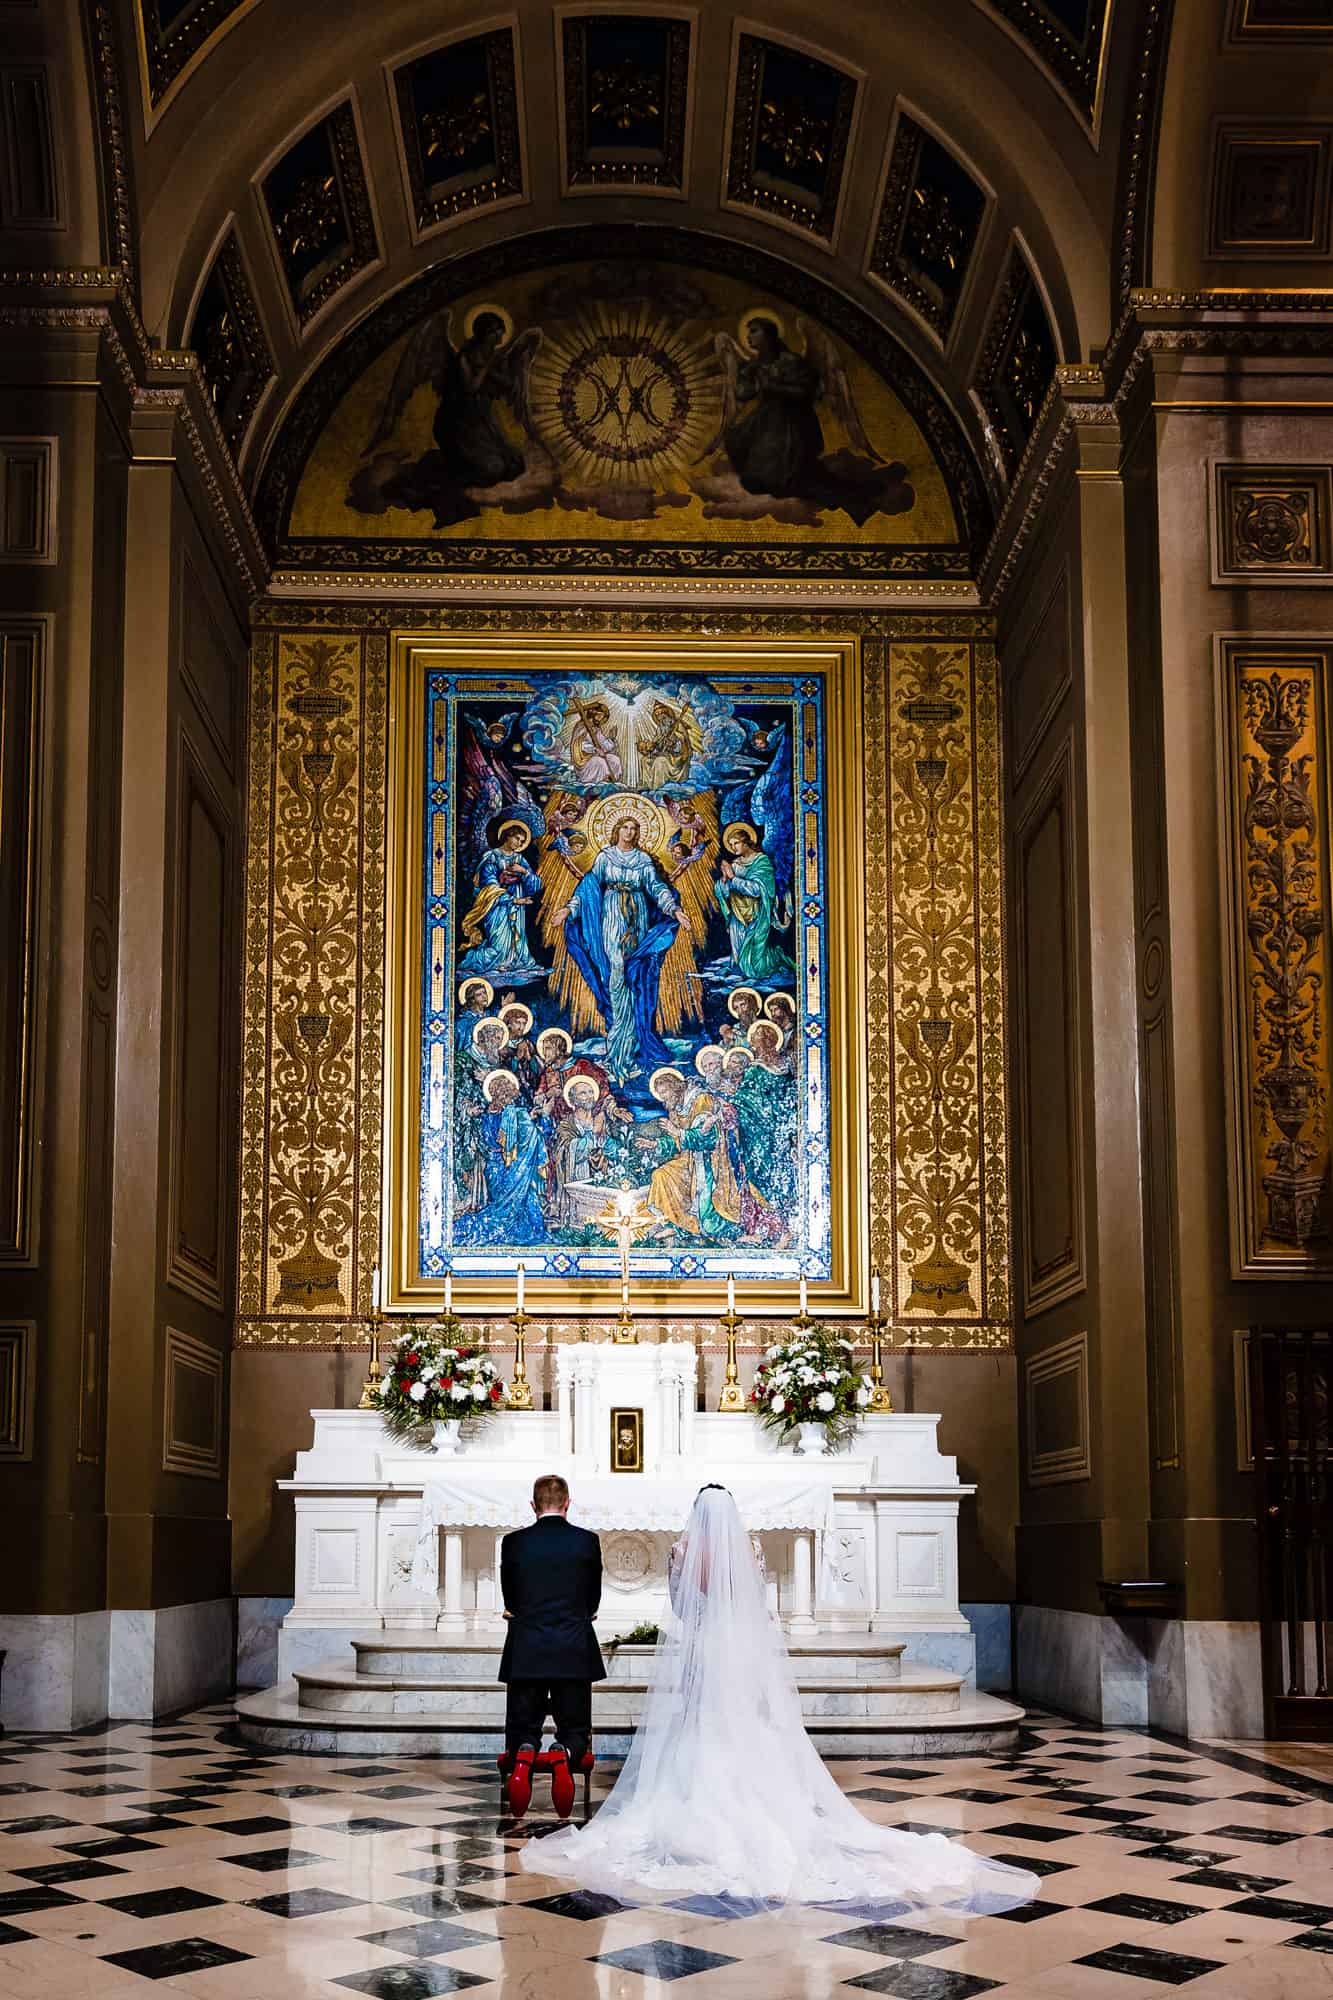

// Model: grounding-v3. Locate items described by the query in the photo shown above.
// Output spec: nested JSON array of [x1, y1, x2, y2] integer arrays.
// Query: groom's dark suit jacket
[[498, 1515, 606, 1683]]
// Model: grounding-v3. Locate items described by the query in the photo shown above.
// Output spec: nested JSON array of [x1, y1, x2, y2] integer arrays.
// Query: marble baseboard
[[1015, 1606, 1149, 1726], [0, 1612, 110, 1730], [108, 1600, 235, 1718], [237, 1596, 294, 1689], [1016, 1607, 1265, 1738], [963, 1602, 1011, 1692]]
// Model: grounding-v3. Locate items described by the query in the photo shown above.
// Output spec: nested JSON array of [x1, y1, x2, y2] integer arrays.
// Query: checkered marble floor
[[0, 1708, 1329, 1998]]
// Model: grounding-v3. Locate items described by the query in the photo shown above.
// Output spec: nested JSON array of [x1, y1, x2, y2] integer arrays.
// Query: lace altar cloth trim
[[409, 1475, 839, 1594]]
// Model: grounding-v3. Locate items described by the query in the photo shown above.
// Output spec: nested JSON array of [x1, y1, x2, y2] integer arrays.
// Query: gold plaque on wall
[[610, 1407, 644, 1474]]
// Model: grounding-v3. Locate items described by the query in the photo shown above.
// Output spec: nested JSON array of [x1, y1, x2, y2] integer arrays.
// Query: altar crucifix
[[593, 1186, 654, 1342]]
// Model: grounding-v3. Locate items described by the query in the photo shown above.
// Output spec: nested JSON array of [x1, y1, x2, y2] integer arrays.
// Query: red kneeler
[[497, 1745, 595, 1820]]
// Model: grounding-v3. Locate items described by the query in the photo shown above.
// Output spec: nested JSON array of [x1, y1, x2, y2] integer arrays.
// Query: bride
[[520, 1484, 1037, 1913]]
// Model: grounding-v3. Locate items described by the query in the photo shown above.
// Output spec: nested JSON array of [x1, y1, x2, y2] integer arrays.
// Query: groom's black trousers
[[504, 1678, 592, 1763]]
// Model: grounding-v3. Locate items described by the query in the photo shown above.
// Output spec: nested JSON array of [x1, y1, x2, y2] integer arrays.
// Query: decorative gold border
[[384, 632, 869, 1319], [610, 1405, 644, 1473]]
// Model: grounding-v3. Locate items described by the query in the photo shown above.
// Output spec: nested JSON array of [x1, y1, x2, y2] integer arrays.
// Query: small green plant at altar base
[[750, 1323, 872, 1450], [378, 1324, 508, 1448], [605, 1621, 660, 1654]]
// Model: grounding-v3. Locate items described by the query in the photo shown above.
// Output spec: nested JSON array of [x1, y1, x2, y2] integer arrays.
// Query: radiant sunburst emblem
[[528, 305, 718, 490]]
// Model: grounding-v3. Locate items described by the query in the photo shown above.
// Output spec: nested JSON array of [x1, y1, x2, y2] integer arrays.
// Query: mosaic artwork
[[264, 235, 980, 580], [417, 662, 828, 1284]]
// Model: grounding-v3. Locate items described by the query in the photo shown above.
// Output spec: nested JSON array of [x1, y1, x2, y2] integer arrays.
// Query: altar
[[275, 1338, 981, 1688]]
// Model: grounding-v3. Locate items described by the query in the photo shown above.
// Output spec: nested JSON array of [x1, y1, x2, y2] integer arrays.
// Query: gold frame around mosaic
[[384, 632, 870, 1320]]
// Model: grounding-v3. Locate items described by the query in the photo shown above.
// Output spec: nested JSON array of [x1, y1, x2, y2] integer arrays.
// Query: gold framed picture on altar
[[610, 1408, 644, 1475], [383, 631, 870, 1318]]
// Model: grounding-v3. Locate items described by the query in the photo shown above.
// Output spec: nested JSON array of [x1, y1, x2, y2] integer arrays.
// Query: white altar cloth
[[409, 1474, 840, 1595]]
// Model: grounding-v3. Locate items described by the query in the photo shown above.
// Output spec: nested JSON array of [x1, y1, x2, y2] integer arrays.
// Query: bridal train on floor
[[521, 1485, 1037, 1914]]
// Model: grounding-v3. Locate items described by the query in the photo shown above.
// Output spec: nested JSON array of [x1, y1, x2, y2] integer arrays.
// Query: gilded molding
[[86, 0, 138, 289], [1113, 0, 1175, 307], [238, 631, 276, 1320], [251, 601, 996, 638]]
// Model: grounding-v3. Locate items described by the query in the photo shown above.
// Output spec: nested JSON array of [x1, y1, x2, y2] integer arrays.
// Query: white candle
[[727, 1272, 736, 1314], [516, 1263, 525, 1313], [444, 1269, 453, 1315], [871, 1270, 881, 1317], [371, 1266, 380, 1315], [799, 1274, 808, 1316]]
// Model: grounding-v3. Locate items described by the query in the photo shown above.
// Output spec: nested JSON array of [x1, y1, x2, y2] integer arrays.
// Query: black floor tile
[[1074, 1943, 1225, 1984], [1208, 1823, 1302, 1845], [1062, 1805, 1151, 1824], [1130, 1845, 1236, 1868], [262, 1783, 336, 1798], [1227, 1894, 1333, 1927], [359, 1918, 495, 1958], [102, 1885, 227, 1919], [941, 1789, 1013, 1805], [0, 1783, 41, 1796], [398, 1863, 507, 1886], [993, 1901, 1069, 1922], [319, 1817, 414, 1836], [223, 1845, 331, 1872], [1232, 1791, 1301, 1807], [0, 1924, 32, 1946], [824, 1924, 959, 1959], [1134, 1791, 1215, 1808], [853, 1788, 920, 1805], [988, 1852, 1073, 1876], [387, 1889, 502, 1919], [58, 1836, 162, 1859], [868, 1768, 929, 1782], [1175, 1867, 1288, 1894], [0, 1814, 79, 1834], [97, 1815, 190, 1835], [246, 1887, 367, 1919], [842, 1970, 1000, 1999], [211, 1815, 299, 1837], [101, 1936, 253, 1980], [522, 1889, 634, 1920], [1287, 1930, 1333, 1955], [12, 1860, 127, 1886], [593, 1939, 738, 1980], [358, 1785, 437, 1800], [340, 1765, 403, 1779], [669, 1892, 781, 1919], [1085, 1894, 1207, 1925], [984, 1822, 1076, 1843], [334, 1967, 488, 1998]]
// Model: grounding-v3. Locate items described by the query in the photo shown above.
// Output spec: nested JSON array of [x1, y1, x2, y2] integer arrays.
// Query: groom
[[499, 1472, 604, 1819]]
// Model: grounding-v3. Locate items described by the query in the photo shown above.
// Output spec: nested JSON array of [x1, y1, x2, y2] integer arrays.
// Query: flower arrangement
[[750, 1323, 872, 1450], [605, 1620, 660, 1655], [379, 1324, 508, 1448]]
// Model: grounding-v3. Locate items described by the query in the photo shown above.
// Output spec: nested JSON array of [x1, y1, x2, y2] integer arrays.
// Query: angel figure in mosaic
[[693, 313, 914, 527], [352, 305, 548, 528]]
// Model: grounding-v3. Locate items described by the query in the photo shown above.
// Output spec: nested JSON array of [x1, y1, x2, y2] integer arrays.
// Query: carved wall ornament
[[1208, 124, 1333, 258], [1214, 463, 1333, 583], [1218, 643, 1333, 1277]]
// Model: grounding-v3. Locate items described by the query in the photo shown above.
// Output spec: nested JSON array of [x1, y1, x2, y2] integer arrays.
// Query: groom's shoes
[[547, 1742, 576, 1820], [506, 1743, 536, 1820]]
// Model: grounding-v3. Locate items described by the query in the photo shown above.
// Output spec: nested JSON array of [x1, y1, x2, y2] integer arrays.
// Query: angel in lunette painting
[[347, 305, 548, 527], [692, 313, 915, 527]]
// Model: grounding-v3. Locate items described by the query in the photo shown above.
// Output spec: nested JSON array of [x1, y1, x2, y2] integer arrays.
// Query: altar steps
[[235, 1635, 1025, 1757]]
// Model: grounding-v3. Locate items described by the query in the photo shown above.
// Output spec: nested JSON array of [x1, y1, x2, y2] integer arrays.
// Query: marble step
[[235, 1679, 1025, 1759], [352, 1635, 908, 1683], [294, 1659, 960, 1720]]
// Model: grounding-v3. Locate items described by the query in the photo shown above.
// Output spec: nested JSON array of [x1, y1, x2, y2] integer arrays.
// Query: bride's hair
[[697, 1483, 729, 1496]]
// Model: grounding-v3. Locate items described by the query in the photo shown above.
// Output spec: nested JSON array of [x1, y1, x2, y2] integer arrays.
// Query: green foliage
[[605, 1620, 660, 1652]]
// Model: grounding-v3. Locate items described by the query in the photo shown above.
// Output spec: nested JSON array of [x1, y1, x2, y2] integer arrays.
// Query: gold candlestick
[[717, 1302, 745, 1412], [357, 1308, 384, 1410], [867, 1300, 894, 1413], [508, 1307, 534, 1410]]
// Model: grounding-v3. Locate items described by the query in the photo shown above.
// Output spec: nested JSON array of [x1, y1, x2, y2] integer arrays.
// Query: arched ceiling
[[111, 0, 1144, 541]]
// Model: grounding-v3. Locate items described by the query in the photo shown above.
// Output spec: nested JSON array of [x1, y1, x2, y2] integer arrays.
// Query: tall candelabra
[[717, 1292, 745, 1412], [508, 1304, 534, 1410], [866, 1276, 894, 1412], [357, 1274, 384, 1410]]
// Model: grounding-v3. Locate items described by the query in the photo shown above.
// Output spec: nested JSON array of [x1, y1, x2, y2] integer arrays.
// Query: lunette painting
[[416, 662, 831, 1284]]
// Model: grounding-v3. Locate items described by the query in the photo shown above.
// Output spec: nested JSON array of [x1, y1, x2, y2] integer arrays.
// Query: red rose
[[405, 1352, 419, 1366], [443, 1377, 454, 1390], [398, 1377, 410, 1391], [491, 1384, 502, 1401]]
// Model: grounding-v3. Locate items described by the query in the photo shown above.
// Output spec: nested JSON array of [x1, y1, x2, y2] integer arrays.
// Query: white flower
[[450, 1383, 469, 1403], [376, 1375, 390, 1398], [471, 1382, 487, 1401], [815, 1390, 836, 1413], [823, 1368, 838, 1383], [765, 1344, 782, 1360], [408, 1381, 427, 1404], [770, 1394, 786, 1415], [862, 1374, 873, 1387], [856, 1386, 872, 1407], [799, 1367, 816, 1385]]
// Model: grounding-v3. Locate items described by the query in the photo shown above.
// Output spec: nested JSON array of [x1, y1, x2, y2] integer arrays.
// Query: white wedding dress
[[520, 1486, 1037, 1913]]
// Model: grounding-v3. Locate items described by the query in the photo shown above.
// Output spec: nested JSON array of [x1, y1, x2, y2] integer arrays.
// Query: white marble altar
[[277, 1338, 980, 1687]]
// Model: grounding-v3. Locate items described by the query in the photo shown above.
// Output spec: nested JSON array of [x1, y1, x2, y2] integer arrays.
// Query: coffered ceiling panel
[[868, 111, 992, 348], [557, 9, 694, 194], [973, 242, 1059, 475], [390, 23, 526, 238], [723, 27, 862, 244], [135, 0, 257, 118], [980, 0, 1110, 127], [186, 228, 274, 452], [258, 98, 379, 332]]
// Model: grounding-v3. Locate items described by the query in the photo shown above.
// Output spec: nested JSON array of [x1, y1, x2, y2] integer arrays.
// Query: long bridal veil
[[520, 1486, 1037, 1913]]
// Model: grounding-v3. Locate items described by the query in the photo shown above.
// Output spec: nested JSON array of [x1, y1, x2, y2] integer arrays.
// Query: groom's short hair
[[533, 1473, 569, 1511]]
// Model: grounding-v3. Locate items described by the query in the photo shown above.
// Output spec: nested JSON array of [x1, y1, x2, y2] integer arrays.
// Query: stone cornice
[[0, 268, 268, 605]]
